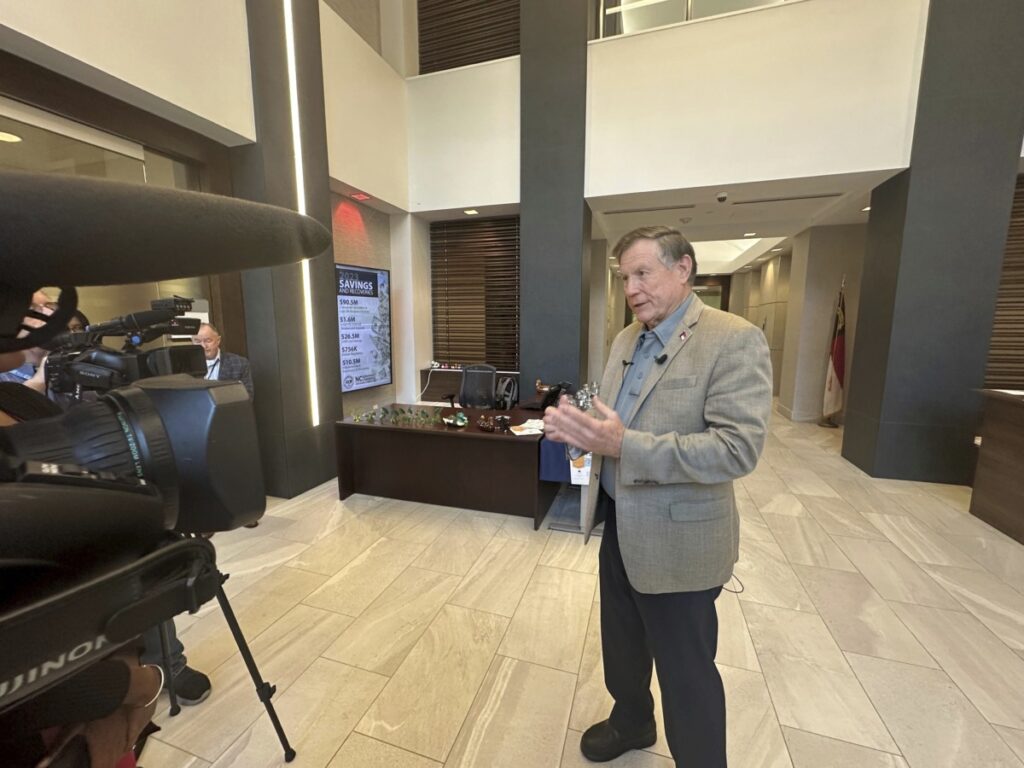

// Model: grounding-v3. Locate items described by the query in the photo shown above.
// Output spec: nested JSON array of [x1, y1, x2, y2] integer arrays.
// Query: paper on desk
[[510, 418, 545, 436]]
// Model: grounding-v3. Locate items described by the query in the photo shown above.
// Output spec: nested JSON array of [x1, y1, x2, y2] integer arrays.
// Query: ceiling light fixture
[[0, 131, 22, 143], [771, 248, 783, 252], [464, 209, 479, 215], [744, 232, 757, 237], [862, 205, 871, 212]]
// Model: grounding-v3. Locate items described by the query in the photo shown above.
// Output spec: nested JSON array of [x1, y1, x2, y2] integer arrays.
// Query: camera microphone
[[0, 169, 331, 289], [655, 354, 668, 365]]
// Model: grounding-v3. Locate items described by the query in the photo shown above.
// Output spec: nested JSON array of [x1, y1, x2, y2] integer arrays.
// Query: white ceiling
[[590, 169, 894, 273], [352, 168, 898, 276]]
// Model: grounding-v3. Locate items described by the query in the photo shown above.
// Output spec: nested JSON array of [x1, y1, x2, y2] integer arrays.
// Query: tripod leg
[[215, 583, 297, 762], [159, 621, 181, 716]]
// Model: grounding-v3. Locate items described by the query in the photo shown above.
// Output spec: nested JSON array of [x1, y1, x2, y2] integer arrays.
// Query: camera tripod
[[157, 567, 296, 762]]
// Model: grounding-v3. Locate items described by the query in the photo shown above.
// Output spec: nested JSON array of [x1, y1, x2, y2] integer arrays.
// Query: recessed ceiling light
[[350, 192, 370, 201], [862, 206, 871, 212], [744, 232, 757, 237], [464, 209, 479, 215], [771, 248, 783, 252], [0, 131, 22, 143]]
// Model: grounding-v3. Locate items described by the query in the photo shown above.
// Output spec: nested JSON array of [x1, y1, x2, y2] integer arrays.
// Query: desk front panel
[[335, 407, 557, 526]]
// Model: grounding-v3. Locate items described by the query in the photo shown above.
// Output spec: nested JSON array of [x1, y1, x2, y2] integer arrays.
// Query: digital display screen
[[336, 264, 392, 393]]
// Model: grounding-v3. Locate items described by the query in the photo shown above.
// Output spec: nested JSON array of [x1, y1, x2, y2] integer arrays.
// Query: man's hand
[[543, 395, 625, 457]]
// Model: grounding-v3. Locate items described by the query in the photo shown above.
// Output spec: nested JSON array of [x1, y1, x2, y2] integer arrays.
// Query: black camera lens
[[0, 375, 264, 532]]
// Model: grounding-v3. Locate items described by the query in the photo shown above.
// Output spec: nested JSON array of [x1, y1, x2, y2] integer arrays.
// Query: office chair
[[444, 363, 497, 408]]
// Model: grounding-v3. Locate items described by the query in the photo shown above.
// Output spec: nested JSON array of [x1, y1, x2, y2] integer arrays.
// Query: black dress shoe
[[580, 719, 657, 762]]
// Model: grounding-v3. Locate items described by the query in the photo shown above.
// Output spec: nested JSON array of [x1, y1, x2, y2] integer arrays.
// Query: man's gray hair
[[613, 226, 697, 285]]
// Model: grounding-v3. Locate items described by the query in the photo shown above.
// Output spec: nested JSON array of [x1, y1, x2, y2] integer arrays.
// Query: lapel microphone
[[655, 354, 668, 365]]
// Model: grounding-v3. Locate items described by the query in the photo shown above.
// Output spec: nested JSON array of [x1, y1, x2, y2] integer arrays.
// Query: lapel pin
[[679, 330, 690, 343]]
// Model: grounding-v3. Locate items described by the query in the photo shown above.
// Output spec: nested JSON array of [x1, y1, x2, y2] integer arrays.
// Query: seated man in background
[[193, 321, 259, 529], [193, 322, 254, 399]]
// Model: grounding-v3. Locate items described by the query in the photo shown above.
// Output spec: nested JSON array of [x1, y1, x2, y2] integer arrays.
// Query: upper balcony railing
[[598, 0, 788, 39]]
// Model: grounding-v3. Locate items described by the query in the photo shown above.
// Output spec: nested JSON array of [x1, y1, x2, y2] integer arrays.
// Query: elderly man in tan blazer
[[544, 226, 772, 766]]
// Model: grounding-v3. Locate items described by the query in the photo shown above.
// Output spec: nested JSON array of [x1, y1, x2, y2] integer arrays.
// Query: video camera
[[0, 169, 332, 745], [45, 296, 205, 397]]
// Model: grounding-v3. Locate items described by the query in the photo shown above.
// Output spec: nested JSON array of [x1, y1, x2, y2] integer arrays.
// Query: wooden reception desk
[[970, 389, 1024, 544], [335, 405, 558, 529]]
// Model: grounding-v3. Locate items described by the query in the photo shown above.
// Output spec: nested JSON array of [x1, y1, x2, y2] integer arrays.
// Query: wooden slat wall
[[986, 175, 1024, 389], [431, 217, 520, 371], [419, 0, 520, 74]]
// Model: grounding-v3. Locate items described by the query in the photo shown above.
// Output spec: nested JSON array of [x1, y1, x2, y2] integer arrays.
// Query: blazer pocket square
[[661, 375, 698, 390]]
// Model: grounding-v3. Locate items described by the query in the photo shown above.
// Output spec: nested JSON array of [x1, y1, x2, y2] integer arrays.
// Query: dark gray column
[[519, 0, 590, 389], [231, 0, 342, 497], [843, 0, 1024, 483]]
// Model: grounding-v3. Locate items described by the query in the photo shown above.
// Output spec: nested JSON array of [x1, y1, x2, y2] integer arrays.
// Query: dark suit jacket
[[216, 351, 254, 398]]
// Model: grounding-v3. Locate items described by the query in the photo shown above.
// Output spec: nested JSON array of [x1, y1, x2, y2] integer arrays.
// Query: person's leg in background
[[141, 619, 212, 706]]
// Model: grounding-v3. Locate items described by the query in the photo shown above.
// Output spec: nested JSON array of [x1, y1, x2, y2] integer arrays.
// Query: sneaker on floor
[[170, 666, 212, 706]]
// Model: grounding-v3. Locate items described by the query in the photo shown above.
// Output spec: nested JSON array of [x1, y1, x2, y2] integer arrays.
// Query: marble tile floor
[[142, 414, 1024, 767]]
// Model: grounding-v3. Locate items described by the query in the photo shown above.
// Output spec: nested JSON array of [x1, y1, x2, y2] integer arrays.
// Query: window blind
[[986, 175, 1024, 389], [419, 0, 520, 75], [431, 216, 520, 371]]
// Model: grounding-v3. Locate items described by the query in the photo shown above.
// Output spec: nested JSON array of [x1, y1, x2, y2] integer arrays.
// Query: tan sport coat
[[584, 295, 772, 594]]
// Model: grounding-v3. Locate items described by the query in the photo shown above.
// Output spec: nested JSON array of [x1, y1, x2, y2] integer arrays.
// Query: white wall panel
[[586, 0, 929, 197], [407, 57, 519, 212], [321, 3, 409, 209], [0, 0, 255, 144]]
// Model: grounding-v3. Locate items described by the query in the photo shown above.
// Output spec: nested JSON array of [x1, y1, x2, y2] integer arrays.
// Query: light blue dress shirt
[[600, 293, 694, 499]]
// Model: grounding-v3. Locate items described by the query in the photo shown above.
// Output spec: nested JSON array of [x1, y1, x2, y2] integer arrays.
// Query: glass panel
[[607, 0, 687, 36], [690, 0, 776, 20], [693, 285, 723, 310], [144, 148, 201, 192], [143, 149, 209, 312], [601, 0, 782, 37], [0, 114, 144, 182]]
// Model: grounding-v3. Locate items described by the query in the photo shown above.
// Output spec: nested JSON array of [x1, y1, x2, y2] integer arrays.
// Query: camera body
[[0, 168, 333, 730], [44, 297, 204, 398], [46, 344, 204, 394]]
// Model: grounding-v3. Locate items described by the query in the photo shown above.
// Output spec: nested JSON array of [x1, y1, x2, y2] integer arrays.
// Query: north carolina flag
[[823, 286, 846, 418]]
